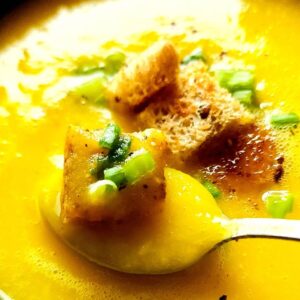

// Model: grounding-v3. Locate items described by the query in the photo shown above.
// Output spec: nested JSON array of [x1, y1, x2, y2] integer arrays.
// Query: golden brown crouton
[[197, 124, 282, 189], [137, 61, 253, 157], [61, 126, 169, 223], [110, 40, 179, 108], [61, 126, 104, 222]]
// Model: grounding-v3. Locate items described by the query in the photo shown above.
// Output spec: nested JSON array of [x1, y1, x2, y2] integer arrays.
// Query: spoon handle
[[231, 218, 300, 241]]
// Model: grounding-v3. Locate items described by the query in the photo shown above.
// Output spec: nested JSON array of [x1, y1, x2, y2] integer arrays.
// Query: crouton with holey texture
[[110, 40, 179, 107], [61, 126, 169, 223], [138, 61, 253, 157]]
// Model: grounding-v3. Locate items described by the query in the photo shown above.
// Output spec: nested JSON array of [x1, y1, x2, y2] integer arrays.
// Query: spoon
[[41, 168, 300, 275]]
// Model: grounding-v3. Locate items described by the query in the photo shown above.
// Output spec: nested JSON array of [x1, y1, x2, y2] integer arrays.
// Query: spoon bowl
[[41, 168, 300, 274]]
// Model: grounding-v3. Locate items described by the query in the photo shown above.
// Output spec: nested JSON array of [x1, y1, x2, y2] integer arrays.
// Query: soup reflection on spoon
[[40, 168, 300, 275]]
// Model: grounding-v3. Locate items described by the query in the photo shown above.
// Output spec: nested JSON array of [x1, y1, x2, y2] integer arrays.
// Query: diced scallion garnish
[[108, 135, 132, 163], [71, 52, 125, 104], [104, 52, 126, 75], [90, 154, 109, 177], [99, 123, 121, 149], [262, 190, 294, 218], [74, 52, 126, 76], [270, 113, 300, 127], [215, 69, 235, 89], [227, 70, 254, 92], [88, 180, 118, 205], [104, 165, 126, 188], [74, 65, 104, 75], [215, 69, 254, 92], [71, 75, 108, 104], [232, 90, 253, 106], [91, 124, 156, 189], [182, 48, 206, 65], [123, 149, 155, 184], [202, 180, 221, 199]]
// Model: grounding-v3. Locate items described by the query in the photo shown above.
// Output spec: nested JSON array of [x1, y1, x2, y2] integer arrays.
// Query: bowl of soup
[[1, 0, 300, 299]]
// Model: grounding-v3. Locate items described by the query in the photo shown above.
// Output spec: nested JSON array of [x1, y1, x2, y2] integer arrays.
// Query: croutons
[[61, 126, 105, 222], [61, 126, 169, 223], [198, 124, 282, 187], [110, 40, 179, 108], [137, 61, 253, 157]]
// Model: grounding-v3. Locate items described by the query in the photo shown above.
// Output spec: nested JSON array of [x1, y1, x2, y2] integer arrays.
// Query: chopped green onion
[[227, 70, 254, 92], [215, 69, 235, 88], [182, 48, 206, 65], [262, 190, 294, 218], [104, 52, 126, 75], [71, 75, 108, 104], [74, 52, 125, 76], [215, 69, 254, 92], [123, 149, 155, 184], [232, 90, 253, 106], [99, 123, 121, 150], [202, 180, 221, 199], [104, 165, 126, 188], [109, 135, 132, 163], [90, 154, 109, 178], [74, 65, 104, 75], [88, 180, 117, 205], [270, 113, 300, 127]]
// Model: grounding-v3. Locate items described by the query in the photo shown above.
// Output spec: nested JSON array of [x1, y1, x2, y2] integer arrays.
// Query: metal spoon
[[228, 217, 300, 243]]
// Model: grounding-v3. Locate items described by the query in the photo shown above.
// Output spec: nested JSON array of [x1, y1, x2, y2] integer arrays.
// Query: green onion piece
[[182, 48, 205, 65], [90, 154, 109, 179], [215, 69, 234, 88], [227, 70, 254, 92], [270, 113, 300, 127], [71, 75, 108, 104], [99, 123, 121, 149], [123, 149, 155, 184], [88, 180, 117, 205], [104, 165, 126, 188], [232, 90, 253, 106], [104, 52, 126, 75], [215, 69, 254, 92], [262, 190, 294, 218], [202, 180, 221, 199], [74, 65, 105, 75], [109, 135, 132, 163]]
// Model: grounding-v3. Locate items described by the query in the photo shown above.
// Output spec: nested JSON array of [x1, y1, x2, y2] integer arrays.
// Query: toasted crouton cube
[[61, 126, 168, 223], [137, 61, 253, 157], [110, 40, 179, 108], [61, 126, 104, 222]]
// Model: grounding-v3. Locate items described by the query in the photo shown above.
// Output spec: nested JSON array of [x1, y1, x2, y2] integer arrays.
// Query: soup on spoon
[[41, 152, 300, 275], [40, 123, 230, 274], [41, 167, 230, 274]]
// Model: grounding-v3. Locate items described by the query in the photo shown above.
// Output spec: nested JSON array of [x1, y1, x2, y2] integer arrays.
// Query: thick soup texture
[[1, 0, 300, 299]]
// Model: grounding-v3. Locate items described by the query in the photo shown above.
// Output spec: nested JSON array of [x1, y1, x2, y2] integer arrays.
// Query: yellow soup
[[1, 0, 300, 299]]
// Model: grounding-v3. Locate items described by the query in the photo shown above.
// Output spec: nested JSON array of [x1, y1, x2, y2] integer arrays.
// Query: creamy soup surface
[[1, 0, 300, 299]]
